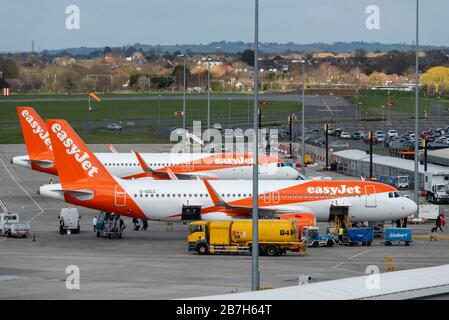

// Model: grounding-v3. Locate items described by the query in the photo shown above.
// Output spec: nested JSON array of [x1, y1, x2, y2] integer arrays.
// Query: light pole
[[183, 55, 186, 130], [228, 98, 231, 123], [207, 57, 211, 130], [437, 96, 441, 128], [300, 60, 306, 175], [251, 0, 260, 292], [247, 89, 251, 124], [387, 90, 391, 125], [414, 0, 420, 218], [158, 94, 161, 129], [178, 54, 187, 130]]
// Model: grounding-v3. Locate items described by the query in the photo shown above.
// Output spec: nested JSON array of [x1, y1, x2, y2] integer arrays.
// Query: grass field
[[354, 90, 449, 119], [0, 98, 300, 143], [2, 91, 447, 144]]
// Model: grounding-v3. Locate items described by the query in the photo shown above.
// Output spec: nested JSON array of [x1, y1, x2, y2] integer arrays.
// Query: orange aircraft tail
[[46, 119, 115, 186], [17, 106, 53, 159]]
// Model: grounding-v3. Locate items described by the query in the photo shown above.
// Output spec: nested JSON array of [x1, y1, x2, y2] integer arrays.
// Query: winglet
[[203, 179, 227, 207]]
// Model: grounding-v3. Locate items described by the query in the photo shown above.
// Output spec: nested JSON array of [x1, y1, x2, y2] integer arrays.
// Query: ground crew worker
[[142, 219, 148, 231], [92, 216, 98, 233], [338, 227, 344, 242], [49, 178, 54, 184], [59, 217, 65, 235]]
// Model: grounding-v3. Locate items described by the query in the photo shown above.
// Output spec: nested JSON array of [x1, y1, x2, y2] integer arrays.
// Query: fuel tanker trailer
[[187, 220, 307, 256]]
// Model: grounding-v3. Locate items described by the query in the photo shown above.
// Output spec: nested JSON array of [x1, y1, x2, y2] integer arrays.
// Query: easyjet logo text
[[307, 185, 362, 195], [21, 109, 53, 151], [214, 157, 253, 165], [51, 123, 98, 177]]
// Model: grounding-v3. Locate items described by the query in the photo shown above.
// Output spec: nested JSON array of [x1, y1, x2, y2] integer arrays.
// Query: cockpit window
[[389, 192, 401, 198], [297, 174, 307, 180], [189, 224, 203, 233], [277, 162, 286, 167]]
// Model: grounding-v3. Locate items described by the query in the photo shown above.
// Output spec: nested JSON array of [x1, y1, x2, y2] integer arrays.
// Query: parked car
[[333, 128, 344, 137], [374, 131, 385, 143], [106, 123, 122, 131], [340, 131, 351, 139], [387, 130, 398, 138]]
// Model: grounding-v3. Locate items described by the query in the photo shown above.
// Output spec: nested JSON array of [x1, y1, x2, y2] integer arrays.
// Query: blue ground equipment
[[344, 228, 373, 246], [384, 228, 412, 246], [301, 226, 335, 247]]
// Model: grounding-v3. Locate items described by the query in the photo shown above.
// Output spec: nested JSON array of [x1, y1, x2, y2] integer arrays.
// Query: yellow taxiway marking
[[413, 234, 449, 240]]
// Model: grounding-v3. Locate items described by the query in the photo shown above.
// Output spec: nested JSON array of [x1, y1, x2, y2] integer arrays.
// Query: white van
[[60, 208, 80, 234]]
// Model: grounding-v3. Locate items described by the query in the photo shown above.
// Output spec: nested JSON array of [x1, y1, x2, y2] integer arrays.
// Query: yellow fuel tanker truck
[[187, 220, 307, 256]]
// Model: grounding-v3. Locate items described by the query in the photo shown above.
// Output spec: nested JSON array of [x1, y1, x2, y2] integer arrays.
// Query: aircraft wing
[[203, 180, 314, 217], [124, 151, 217, 181]]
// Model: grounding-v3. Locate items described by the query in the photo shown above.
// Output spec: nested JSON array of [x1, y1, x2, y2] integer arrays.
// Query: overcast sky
[[1, 0, 448, 52]]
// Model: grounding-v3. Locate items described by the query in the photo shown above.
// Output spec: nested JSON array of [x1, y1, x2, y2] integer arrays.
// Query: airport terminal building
[[332, 149, 449, 188]]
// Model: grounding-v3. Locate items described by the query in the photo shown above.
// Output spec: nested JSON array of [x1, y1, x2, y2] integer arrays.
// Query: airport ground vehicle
[[379, 175, 409, 189], [342, 228, 373, 246], [187, 220, 307, 256], [0, 213, 30, 238], [60, 208, 80, 234], [301, 226, 335, 247], [277, 213, 315, 236], [96, 212, 125, 239], [384, 228, 412, 246], [424, 172, 449, 203]]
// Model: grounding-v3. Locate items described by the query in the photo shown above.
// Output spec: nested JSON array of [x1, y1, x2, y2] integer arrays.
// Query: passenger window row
[[132, 193, 363, 199], [103, 162, 220, 167]]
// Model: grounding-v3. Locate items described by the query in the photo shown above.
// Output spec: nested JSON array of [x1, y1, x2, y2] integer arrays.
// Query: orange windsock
[[89, 92, 101, 102]]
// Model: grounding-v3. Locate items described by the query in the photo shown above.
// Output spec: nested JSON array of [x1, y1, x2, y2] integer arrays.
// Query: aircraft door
[[365, 185, 377, 207], [182, 162, 195, 172], [114, 185, 127, 207]]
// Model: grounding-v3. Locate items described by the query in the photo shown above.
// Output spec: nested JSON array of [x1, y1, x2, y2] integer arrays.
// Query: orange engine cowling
[[277, 213, 316, 236]]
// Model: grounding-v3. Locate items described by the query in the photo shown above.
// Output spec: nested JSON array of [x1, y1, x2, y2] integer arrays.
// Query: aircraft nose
[[287, 167, 300, 179], [405, 198, 418, 217]]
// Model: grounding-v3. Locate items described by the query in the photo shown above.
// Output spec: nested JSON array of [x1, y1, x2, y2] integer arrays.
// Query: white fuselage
[[13, 153, 299, 180], [40, 179, 418, 223]]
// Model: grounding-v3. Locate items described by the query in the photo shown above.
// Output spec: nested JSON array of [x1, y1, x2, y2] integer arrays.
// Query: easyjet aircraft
[[12, 106, 299, 180], [38, 119, 417, 223]]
